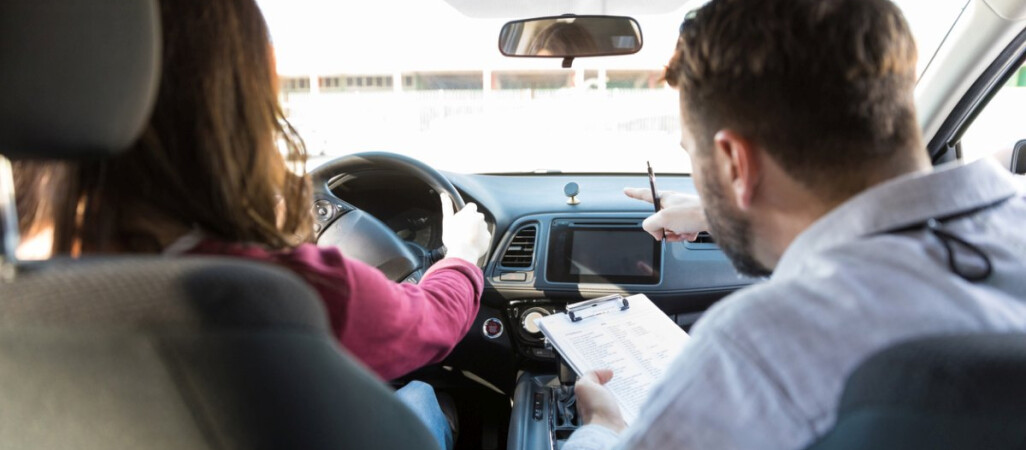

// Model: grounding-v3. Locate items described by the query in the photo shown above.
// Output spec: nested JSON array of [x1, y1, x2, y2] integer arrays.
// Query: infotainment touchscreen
[[547, 220, 661, 284]]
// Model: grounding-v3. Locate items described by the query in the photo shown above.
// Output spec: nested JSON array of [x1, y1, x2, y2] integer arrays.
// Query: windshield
[[257, 0, 968, 174]]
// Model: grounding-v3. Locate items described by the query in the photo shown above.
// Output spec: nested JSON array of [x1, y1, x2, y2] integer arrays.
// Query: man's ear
[[712, 130, 760, 211]]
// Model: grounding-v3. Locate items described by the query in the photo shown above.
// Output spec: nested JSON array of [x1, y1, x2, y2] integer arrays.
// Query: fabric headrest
[[0, 0, 159, 159]]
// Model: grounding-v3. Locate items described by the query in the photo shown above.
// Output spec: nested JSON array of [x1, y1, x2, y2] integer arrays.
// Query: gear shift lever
[[552, 349, 581, 430], [558, 355, 578, 386]]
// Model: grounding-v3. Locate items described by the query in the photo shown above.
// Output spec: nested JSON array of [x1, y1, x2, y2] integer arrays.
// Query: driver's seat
[[1, 258, 442, 450], [0, 1, 438, 449]]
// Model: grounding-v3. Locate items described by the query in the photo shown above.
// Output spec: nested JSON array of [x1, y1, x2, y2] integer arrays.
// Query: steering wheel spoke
[[401, 269, 425, 284], [308, 152, 469, 282], [311, 196, 356, 237]]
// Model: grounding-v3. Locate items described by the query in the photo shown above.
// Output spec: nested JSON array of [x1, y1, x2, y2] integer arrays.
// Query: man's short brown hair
[[666, 0, 921, 196]]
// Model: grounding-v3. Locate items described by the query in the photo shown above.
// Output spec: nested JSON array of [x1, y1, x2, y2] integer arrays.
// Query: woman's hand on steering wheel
[[311, 152, 483, 281], [440, 194, 491, 264]]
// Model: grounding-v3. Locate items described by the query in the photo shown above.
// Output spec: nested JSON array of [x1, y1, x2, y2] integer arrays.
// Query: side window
[[959, 63, 1026, 168]]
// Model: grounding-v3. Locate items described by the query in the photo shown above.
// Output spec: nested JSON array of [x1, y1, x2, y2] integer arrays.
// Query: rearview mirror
[[498, 15, 643, 59]]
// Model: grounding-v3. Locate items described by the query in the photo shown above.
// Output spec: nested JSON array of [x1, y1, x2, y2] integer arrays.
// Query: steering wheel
[[309, 152, 466, 283]]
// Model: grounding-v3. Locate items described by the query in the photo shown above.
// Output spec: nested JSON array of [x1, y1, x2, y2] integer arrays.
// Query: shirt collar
[[162, 228, 206, 256], [774, 158, 1023, 279]]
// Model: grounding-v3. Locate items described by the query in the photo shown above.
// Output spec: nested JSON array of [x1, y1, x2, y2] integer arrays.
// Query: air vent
[[500, 226, 538, 268], [692, 232, 715, 244]]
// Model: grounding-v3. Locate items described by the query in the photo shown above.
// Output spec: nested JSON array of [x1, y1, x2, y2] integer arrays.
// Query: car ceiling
[[441, 0, 698, 18]]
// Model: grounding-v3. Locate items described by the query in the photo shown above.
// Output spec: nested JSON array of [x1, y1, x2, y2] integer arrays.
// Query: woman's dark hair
[[527, 22, 598, 56], [47, 0, 311, 254], [13, 160, 64, 240]]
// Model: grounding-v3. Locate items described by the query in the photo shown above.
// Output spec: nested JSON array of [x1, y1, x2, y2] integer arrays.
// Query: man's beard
[[698, 173, 772, 278]]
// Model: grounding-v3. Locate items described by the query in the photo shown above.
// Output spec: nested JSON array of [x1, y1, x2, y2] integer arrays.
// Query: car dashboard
[[334, 169, 754, 449]]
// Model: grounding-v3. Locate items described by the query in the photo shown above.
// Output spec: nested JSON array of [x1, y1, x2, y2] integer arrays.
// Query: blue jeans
[[396, 380, 454, 450]]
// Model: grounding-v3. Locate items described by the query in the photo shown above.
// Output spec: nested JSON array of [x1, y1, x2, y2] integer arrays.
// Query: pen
[[646, 161, 666, 240]]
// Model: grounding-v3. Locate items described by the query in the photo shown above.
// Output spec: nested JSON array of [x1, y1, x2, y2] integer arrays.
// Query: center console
[[492, 214, 740, 450], [497, 216, 659, 449], [494, 216, 668, 364], [509, 372, 581, 450]]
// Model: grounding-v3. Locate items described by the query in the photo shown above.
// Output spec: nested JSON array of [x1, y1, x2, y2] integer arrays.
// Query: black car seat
[[1012, 139, 1026, 175], [805, 333, 1026, 450], [0, 1, 438, 449]]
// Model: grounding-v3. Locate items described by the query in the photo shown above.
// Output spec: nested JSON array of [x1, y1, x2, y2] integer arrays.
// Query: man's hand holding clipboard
[[575, 369, 628, 433], [535, 294, 690, 427]]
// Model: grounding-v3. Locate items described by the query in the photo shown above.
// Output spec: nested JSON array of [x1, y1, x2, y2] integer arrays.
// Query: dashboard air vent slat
[[692, 232, 715, 244], [501, 226, 537, 268]]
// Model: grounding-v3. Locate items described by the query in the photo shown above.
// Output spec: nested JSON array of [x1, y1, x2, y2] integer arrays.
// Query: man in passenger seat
[[565, 0, 1026, 449]]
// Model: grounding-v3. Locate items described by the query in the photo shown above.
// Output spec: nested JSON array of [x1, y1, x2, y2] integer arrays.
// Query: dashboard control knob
[[521, 308, 549, 335], [483, 317, 504, 339]]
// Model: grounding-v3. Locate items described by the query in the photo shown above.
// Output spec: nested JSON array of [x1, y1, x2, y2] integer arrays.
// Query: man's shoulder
[[693, 239, 929, 336], [693, 278, 812, 337], [697, 224, 1026, 342]]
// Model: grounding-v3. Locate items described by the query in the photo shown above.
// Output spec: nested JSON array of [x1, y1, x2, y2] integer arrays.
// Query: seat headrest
[[0, 0, 160, 159]]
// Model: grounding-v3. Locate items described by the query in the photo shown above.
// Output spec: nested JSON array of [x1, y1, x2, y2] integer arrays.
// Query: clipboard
[[567, 294, 631, 322], [535, 293, 690, 425]]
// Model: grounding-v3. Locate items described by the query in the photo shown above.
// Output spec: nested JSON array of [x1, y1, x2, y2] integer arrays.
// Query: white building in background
[[280, 68, 666, 95], [257, 0, 694, 173]]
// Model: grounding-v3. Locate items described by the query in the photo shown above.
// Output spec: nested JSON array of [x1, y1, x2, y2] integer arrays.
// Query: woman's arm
[[334, 254, 483, 380], [286, 196, 491, 380], [193, 239, 485, 381]]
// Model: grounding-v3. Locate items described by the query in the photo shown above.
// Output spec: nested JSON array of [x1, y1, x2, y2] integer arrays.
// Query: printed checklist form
[[535, 293, 690, 425]]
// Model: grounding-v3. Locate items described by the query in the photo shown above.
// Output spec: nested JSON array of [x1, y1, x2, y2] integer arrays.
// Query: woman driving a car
[[17, 0, 490, 387]]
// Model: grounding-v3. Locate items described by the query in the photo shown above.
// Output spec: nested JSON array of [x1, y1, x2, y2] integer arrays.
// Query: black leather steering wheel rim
[[308, 151, 466, 282]]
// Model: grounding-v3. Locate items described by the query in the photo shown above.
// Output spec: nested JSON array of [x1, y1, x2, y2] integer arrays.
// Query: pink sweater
[[188, 240, 483, 380]]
